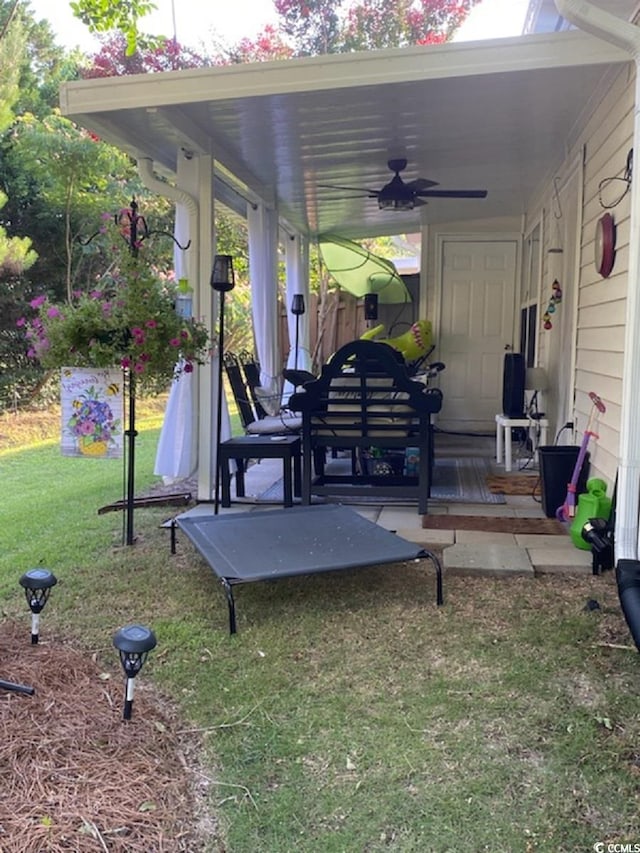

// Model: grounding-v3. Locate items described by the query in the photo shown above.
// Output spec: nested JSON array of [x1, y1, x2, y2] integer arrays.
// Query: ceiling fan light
[[378, 197, 414, 211], [378, 197, 395, 210], [394, 197, 415, 211]]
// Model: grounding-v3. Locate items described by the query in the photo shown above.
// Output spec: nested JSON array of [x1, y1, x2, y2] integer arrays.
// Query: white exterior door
[[436, 239, 518, 431]]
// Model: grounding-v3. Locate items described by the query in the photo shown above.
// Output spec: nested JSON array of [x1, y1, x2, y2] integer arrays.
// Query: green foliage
[[0, 189, 36, 277], [70, 0, 158, 55], [0, 4, 24, 131], [19, 238, 210, 394]]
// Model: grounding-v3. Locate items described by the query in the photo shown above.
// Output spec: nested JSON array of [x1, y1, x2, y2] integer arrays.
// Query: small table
[[495, 413, 549, 472], [219, 434, 301, 507]]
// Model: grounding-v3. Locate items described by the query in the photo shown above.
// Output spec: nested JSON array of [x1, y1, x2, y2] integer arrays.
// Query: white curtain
[[248, 203, 282, 415], [154, 202, 197, 480], [283, 233, 312, 403]]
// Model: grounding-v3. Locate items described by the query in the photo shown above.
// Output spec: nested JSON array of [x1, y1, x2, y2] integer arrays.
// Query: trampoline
[[172, 504, 443, 634]]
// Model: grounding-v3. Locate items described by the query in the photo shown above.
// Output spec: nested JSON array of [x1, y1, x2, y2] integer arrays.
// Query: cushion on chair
[[246, 411, 302, 435]]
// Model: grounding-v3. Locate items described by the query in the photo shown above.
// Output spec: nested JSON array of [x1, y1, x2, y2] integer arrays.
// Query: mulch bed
[[0, 621, 215, 852], [422, 514, 567, 535], [486, 473, 541, 496]]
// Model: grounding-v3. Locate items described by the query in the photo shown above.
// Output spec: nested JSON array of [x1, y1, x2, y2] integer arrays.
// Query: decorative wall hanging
[[543, 279, 563, 330], [594, 212, 616, 278]]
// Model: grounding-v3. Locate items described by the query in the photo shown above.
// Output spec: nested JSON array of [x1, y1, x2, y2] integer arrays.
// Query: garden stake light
[[112, 624, 157, 720], [19, 569, 57, 644], [291, 293, 305, 370]]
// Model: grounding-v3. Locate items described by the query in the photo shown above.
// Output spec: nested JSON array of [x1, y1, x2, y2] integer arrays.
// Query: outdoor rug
[[486, 473, 541, 497], [422, 514, 567, 535], [259, 456, 505, 505]]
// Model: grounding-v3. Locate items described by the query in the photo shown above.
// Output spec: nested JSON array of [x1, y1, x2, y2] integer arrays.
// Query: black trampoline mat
[[176, 504, 423, 584]]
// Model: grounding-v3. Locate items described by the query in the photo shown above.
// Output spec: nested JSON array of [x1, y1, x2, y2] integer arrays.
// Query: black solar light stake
[[19, 569, 57, 644], [113, 624, 157, 720]]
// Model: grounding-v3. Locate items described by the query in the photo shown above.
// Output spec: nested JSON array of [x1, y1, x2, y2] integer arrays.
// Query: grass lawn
[[1, 403, 640, 852]]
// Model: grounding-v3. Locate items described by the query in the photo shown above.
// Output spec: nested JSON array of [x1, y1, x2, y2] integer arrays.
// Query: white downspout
[[555, 0, 640, 561], [136, 156, 198, 217]]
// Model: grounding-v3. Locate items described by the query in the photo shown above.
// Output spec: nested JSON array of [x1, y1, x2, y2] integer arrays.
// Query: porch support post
[[283, 233, 312, 401], [195, 155, 216, 502]]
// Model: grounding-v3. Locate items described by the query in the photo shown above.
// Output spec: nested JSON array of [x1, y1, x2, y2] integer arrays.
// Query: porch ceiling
[[60, 29, 630, 240]]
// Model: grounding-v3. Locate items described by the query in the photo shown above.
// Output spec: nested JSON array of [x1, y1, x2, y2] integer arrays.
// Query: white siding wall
[[526, 63, 635, 489]]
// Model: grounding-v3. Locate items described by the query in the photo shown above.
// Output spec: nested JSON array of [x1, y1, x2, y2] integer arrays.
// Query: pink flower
[[47, 306, 61, 318], [16, 317, 25, 327], [183, 361, 194, 373], [139, 352, 150, 362], [169, 337, 180, 347], [120, 356, 131, 369], [146, 319, 157, 328], [30, 295, 46, 309], [134, 362, 145, 373], [180, 329, 189, 339], [131, 326, 143, 337]]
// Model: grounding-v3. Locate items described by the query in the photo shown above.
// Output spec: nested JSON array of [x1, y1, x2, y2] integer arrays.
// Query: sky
[[27, 0, 530, 53]]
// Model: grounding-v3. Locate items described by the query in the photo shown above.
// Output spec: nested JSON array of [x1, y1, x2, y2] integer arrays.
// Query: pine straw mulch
[[0, 621, 216, 853]]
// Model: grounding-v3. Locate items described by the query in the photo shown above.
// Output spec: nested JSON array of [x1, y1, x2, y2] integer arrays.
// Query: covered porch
[[59, 8, 638, 560]]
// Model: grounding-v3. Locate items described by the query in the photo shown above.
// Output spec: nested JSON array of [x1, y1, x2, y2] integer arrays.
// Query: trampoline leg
[[170, 520, 177, 555], [221, 579, 237, 635], [420, 549, 444, 606]]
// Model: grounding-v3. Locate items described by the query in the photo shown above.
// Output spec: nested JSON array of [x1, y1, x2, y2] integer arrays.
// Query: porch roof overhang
[[60, 29, 630, 240]]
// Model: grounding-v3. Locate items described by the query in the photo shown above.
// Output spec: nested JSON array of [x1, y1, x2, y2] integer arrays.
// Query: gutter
[[555, 0, 640, 563]]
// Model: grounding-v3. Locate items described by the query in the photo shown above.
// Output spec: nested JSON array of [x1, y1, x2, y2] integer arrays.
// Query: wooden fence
[[278, 291, 369, 373]]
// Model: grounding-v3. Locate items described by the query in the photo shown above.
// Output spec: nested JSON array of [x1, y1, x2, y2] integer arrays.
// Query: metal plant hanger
[[80, 199, 192, 545]]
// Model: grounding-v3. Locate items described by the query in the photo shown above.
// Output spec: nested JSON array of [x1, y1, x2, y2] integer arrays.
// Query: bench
[[289, 339, 443, 514]]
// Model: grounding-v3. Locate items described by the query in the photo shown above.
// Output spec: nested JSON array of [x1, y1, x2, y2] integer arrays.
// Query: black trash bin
[[538, 445, 590, 518]]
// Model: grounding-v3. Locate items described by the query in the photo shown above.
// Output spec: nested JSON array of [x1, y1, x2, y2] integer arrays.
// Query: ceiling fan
[[319, 158, 488, 211]]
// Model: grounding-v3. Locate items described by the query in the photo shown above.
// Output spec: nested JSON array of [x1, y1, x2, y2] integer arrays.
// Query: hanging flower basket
[[18, 245, 210, 394]]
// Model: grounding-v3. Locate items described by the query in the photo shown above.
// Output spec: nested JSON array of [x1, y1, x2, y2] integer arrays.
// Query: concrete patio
[[177, 432, 595, 578]]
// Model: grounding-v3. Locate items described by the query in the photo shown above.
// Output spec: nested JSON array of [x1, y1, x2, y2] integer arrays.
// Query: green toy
[[570, 478, 612, 550]]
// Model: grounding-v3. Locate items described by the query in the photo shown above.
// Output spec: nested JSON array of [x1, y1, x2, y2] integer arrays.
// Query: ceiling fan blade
[[317, 184, 380, 195], [416, 189, 488, 198], [405, 178, 439, 191]]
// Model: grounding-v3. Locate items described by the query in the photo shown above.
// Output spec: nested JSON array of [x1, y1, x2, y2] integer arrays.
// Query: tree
[[274, 0, 342, 56], [9, 111, 139, 302], [342, 0, 480, 51], [232, 0, 482, 58], [70, 0, 157, 54], [81, 31, 207, 77], [0, 2, 36, 279], [226, 25, 293, 64]]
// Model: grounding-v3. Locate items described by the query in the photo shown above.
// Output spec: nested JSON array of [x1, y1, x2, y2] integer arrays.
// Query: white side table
[[495, 413, 549, 472]]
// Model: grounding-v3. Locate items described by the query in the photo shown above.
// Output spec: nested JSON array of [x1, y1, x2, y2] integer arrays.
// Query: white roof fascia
[[60, 30, 629, 118]]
